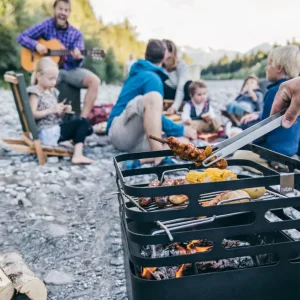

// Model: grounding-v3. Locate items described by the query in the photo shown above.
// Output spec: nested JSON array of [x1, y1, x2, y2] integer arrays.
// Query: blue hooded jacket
[[106, 59, 184, 137], [254, 79, 300, 157]]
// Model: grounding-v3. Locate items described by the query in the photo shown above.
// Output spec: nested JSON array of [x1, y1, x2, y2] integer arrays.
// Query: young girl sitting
[[181, 80, 223, 133], [28, 57, 93, 165], [225, 75, 263, 126]]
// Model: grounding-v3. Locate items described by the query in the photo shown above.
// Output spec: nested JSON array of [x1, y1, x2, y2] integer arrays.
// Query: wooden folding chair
[[163, 99, 185, 112], [3, 71, 73, 165]]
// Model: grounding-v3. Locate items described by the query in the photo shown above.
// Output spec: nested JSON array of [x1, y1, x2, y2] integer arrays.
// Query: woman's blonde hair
[[269, 45, 300, 78], [162, 39, 178, 72], [241, 74, 260, 92], [31, 57, 58, 85]]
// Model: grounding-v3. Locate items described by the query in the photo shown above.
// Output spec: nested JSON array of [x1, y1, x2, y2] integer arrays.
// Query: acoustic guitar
[[21, 38, 106, 72]]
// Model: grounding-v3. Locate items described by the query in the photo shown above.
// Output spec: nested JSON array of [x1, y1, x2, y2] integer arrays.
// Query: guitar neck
[[48, 49, 87, 56]]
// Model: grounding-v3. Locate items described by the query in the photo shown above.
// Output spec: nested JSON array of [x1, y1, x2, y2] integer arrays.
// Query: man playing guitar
[[17, 0, 100, 118]]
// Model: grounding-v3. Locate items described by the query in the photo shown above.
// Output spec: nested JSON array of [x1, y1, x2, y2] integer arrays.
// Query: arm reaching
[[172, 61, 189, 111], [29, 94, 64, 119], [270, 77, 300, 128], [17, 21, 47, 51]]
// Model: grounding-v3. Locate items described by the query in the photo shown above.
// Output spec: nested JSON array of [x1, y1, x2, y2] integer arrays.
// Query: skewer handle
[[149, 135, 167, 144]]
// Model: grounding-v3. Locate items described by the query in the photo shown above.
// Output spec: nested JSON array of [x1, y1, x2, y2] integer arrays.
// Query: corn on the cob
[[185, 168, 237, 184]]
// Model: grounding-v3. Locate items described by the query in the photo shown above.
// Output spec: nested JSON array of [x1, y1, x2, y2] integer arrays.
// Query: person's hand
[[63, 104, 72, 113], [241, 84, 249, 94], [71, 48, 84, 60], [184, 119, 192, 126], [184, 126, 197, 140], [202, 113, 212, 121], [240, 112, 259, 124], [52, 103, 65, 114], [167, 106, 176, 114], [35, 43, 48, 55], [271, 77, 300, 128]]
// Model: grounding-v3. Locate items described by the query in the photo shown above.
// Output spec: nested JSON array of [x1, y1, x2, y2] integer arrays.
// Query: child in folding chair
[[181, 80, 223, 134], [28, 57, 93, 165]]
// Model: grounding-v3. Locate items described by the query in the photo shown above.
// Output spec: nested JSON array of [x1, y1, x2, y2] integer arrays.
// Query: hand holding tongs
[[202, 110, 286, 167]]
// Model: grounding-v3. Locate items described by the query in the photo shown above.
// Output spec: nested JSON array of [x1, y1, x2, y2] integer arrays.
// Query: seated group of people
[[16, 0, 300, 167]]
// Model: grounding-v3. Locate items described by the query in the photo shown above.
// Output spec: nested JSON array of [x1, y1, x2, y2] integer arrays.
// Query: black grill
[[114, 144, 300, 300]]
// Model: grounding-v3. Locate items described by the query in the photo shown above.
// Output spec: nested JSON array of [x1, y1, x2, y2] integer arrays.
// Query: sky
[[90, 0, 300, 53]]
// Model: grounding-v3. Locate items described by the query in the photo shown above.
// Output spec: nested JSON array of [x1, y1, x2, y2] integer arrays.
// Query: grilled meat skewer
[[149, 135, 228, 168]]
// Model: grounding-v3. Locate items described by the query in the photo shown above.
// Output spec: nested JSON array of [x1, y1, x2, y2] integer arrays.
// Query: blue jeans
[[226, 102, 254, 116]]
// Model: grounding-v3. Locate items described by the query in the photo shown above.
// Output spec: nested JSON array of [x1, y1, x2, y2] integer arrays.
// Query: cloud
[[90, 0, 300, 52]]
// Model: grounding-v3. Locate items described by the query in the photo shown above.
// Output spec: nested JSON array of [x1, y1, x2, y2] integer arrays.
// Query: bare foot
[[72, 155, 94, 165]]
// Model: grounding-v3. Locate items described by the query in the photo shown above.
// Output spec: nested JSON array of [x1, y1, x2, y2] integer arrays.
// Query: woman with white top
[[162, 39, 192, 113]]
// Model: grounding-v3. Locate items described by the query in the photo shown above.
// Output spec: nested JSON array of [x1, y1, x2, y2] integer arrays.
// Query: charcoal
[[222, 239, 250, 248], [197, 256, 255, 273]]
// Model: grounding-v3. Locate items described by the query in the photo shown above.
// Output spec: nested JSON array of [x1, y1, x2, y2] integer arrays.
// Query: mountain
[[180, 42, 273, 67], [245, 42, 273, 55]]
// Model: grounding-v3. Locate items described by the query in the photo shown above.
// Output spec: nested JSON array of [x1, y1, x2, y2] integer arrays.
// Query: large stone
[[0, 160, 12, 167], [58, 170, 70, 179], [47, 223, 68, 238], [44, 270, 73, 285]]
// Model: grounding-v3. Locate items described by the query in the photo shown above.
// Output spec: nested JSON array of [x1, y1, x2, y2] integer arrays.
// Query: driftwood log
[[0, 253, 47, 300], [0, 268, 14, 300]]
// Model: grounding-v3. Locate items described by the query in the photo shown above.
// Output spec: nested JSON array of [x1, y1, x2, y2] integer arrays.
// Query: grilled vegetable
[[242, 187, 266, 199], [185, 168, 237, 184], [169, 195, 189, 205], [202, 190, 250, 207]]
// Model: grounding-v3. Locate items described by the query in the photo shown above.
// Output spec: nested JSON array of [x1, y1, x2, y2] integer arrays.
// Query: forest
[[0, 0, 146, 85], [201, 39, 300, 80]]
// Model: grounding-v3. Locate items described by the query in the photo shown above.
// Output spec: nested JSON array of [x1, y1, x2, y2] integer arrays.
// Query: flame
[[175, 243, 187, 255], [175, 264, 185, 278], [141, 267, 157, 280], [141, 240, 213, 279], [186, 240, 213, 254]]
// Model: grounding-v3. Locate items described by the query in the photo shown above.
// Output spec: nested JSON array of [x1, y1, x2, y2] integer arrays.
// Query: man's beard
[[54, 16, 68, 28]]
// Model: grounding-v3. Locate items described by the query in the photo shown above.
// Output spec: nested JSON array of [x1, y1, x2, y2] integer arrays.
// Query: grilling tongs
[[202, 110, 286, 167]]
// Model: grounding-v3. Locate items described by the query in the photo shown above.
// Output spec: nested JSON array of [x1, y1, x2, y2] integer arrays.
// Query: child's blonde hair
[[189, 80, 207, 97], [269, 45, 300, 78], [31, 57, 58, 85]]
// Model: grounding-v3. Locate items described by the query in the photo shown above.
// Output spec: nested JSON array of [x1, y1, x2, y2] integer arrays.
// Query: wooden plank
[[2, 139, 27, 145], [33, 140, 46, 165], [4, 74, 18, 84], [43, 150, 72, 157], [22, 134, 34, 148], [12, 84, 30, 133], [3, 144, 35, 153]]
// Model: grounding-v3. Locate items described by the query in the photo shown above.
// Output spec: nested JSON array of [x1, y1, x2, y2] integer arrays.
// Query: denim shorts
[[226, 101, 254, 116]]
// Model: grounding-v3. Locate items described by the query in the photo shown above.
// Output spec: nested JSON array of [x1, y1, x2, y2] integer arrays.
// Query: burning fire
[[186, 240, 213, 254], [176, 264, 185, 278], [141, 267, 157, 280], [175, 240, 213, 278]]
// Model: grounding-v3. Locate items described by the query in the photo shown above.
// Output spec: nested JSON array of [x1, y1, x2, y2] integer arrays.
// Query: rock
[[19, 179, 33, 187], [110, 258, 123, 266], [88, 219, 96, 225], [47, 224, 68, 238], [17, 192, 27, 199], [0, 160, 12, 167], [43, 216, 55, 221], [5, 189, 17, 197], [18, 198, 33, 208], [47, 157, 59, 164], [44, 270, 73, 285], [15, 186, 26, 191], [58, 170, 70, 179]]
